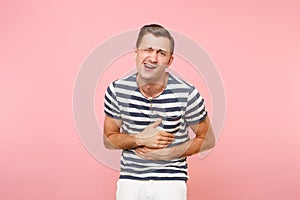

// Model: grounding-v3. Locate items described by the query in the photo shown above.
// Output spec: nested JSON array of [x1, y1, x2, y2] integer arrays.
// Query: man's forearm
[[176, 137, 204, 157], [104, 132, 139, 150], [104, 118, 175, 150], [134, 138, 203, 161], [104, 116, 141, 150], [163, 137, 205, 160], [135, 125, 216, 161], [171, 125, 216, 158]]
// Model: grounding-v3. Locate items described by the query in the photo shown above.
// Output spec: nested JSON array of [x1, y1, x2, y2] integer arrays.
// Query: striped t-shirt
[[104, 73, 207, 181]]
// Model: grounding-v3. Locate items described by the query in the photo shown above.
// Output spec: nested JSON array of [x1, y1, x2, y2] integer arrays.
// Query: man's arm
[[103, 115, 137, 149], [135, 117, 215, 160], [103, 115, 175, 150], [183, 116, 216, 155]]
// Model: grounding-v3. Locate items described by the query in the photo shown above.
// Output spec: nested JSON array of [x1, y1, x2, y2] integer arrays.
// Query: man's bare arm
[[135, 117, 215, 160], [103, 115, 174, 150], [183, 117, 216, 155], [103, 115, 138, 149]]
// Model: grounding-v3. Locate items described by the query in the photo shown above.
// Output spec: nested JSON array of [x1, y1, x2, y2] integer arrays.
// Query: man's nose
[[149, 51, 158, 62]]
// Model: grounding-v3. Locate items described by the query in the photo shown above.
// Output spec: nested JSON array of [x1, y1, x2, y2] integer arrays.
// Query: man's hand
[[135, 117, 216, 161], [135, 146, 172, 160], [135, 119, 175, 149], [134, 145, 187, 161]]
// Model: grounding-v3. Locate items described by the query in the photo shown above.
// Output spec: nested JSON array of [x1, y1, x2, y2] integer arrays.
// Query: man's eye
[[159, 51, 167, 56], [144, 48, 153, 52]]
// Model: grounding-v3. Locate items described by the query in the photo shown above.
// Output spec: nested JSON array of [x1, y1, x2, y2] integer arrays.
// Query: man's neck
[[137, 73, 168, 99]]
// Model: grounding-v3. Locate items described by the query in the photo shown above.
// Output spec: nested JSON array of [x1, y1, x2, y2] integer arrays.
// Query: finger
[[159, 131, 175, 138], [158, 140, 174, 146], [136, 152, 145, 159], [157, 136, 174, 142], [158, 138, 174, 144], [147, 144, 164, 149], [154, 142, 171, 149], [135, 148, 145, 154], [136, 147, 151, 153], [150, 119, 162, 128], [135, 149, 143, 154]]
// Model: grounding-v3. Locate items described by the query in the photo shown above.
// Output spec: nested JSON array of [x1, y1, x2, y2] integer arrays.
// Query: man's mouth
[[144, 63, 157, 69]]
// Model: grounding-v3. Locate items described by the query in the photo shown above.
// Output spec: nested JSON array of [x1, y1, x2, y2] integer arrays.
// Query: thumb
[[150, 119, 162, 128]]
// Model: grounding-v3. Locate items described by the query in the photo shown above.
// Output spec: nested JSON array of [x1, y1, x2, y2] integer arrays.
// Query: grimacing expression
[[135, 33, 173, 82]]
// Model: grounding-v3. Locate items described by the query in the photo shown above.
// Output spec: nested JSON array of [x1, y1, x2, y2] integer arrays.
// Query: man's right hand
[[135, 119, 175, 149]]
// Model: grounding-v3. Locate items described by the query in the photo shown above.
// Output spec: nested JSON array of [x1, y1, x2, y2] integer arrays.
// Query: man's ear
[[166, 55, 174, 68], [134, 48, 137, 60]]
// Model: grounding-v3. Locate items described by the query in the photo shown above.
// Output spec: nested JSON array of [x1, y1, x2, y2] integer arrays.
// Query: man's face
[[135, 33, 173, 83]]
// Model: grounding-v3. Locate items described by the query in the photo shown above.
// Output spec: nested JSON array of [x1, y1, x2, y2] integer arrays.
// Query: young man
[[104, 24, 215, 200]]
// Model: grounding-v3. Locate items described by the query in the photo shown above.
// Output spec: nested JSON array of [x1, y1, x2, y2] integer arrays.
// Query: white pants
[[116, 179, 187, 200]]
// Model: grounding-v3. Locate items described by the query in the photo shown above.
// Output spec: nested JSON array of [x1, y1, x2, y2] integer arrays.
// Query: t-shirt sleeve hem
[[186, 112, 207, 125], [104, 111, 122, 120]]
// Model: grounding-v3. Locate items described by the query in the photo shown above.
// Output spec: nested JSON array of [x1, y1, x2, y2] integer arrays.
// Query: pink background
[[1, 0, 300, 199]]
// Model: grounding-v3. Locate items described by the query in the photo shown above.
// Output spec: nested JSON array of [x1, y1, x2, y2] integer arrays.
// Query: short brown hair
[[136, 24, 175, 54]]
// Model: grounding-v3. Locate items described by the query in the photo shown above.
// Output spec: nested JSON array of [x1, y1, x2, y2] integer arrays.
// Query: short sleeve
[[185, 86, 207, 125], [104, 82, 121, 119]]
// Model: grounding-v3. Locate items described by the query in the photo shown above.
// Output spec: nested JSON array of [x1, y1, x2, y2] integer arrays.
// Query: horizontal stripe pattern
[[104, 73, 207, 181]]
